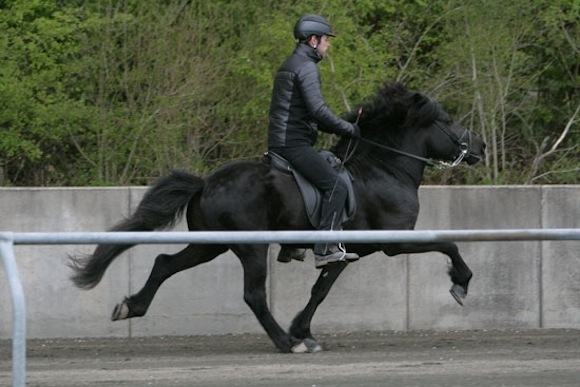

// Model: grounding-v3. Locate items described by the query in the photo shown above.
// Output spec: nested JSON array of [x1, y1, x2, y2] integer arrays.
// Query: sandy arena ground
[[1, 329, 580, 387]]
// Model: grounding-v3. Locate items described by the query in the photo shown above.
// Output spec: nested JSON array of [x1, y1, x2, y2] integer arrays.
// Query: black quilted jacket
[[268, 43, 356, 149]]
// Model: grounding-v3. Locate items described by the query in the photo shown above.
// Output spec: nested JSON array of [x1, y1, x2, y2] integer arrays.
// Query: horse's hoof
[[291, 342, 309, 353], [450, 284, 466, 306], [291, 339, 322, 353], [303, 338, 323, 353], [111, 301, 130, 321]]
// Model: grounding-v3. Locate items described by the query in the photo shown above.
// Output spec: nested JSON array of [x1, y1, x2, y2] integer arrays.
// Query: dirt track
[[1, 329, 580, 387]]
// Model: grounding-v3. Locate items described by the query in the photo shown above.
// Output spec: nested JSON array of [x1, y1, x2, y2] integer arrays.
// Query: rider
[[268, 14, 360, 269]]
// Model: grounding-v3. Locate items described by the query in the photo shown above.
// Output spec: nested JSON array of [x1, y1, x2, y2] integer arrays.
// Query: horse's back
[[197, 159, 309, 231]]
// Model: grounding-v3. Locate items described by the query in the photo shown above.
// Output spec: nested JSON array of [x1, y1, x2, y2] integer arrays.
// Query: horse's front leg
[[383, 241, 472, 305], [289, 262, 348, 344], [235, 244, 320, 353]]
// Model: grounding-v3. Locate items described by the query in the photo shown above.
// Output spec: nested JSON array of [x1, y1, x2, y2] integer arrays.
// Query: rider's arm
[[298, 63, 359, 138]]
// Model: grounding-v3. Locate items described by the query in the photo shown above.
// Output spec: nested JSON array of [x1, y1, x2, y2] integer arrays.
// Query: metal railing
[[2, 228, 580, 387]]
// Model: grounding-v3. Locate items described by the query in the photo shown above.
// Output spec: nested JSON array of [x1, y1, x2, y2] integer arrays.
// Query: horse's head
[[343, 82, 486, 168], [409, 94, 486, 167]]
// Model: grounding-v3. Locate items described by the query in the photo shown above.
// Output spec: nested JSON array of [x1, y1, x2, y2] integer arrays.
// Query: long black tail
[[69, 170, 204, 289]]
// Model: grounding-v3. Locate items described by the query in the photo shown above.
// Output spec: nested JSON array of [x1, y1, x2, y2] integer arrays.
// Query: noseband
[[433, 121, 471, 168]]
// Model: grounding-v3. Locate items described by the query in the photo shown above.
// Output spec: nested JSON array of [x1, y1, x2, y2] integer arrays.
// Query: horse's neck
[[334, 138, 427, 188], [348, 154, 425, 191], [389, 159, 425, 188]]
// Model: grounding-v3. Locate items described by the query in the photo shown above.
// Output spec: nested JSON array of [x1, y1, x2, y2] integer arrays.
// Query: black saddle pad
[[264, 150, 357, 229]]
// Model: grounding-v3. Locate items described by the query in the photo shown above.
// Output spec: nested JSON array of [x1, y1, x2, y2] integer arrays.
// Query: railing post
[[0, 232, 26, 387]]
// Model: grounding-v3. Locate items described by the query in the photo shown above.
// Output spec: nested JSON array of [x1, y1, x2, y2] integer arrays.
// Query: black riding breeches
[[269, 145, 348, 235]]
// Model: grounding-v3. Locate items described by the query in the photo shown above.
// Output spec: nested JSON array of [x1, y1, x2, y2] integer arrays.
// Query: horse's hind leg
[[111, 244, 226, 320]]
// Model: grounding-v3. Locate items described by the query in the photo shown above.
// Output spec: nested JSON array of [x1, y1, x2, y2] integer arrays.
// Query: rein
[[358, 138, 439, 167], [348, 122, 470, 170]]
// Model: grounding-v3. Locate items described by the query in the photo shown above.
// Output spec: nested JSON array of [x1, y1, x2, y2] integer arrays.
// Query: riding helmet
[[293, 14, 335, 40]]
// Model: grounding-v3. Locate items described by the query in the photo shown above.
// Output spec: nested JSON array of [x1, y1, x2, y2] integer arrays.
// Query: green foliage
[[0, 0, 578, 186], [0, 0, 95, 184]]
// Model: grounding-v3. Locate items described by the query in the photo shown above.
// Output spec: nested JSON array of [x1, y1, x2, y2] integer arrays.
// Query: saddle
[[264, 150, 357, 229]]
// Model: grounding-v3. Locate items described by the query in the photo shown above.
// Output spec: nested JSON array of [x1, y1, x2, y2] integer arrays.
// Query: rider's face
[[315, 35, 330, 58], [309, 35, 330, 58]]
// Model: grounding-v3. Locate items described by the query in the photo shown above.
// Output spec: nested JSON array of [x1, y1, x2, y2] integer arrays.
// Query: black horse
[[69, 82, 486, 353]]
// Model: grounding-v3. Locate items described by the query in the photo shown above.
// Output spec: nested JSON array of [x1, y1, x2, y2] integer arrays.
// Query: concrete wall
[[1, 186, 579, 339]]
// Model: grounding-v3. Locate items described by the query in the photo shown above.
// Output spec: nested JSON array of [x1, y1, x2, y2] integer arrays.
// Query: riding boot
[[314, 243, 359, 269], [313, 188, 359, 269]]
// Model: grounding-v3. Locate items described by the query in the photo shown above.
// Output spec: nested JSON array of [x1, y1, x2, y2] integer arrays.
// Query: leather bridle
[[344, 121, 473, 169]]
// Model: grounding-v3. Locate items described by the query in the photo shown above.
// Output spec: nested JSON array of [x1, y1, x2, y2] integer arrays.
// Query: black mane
[[343, 82, 445, 135], [332, 82, 448, 162]]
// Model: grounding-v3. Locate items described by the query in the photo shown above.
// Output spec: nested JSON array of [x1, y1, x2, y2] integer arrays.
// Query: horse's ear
[[413, 92, 429, 108], [406, 92, 433, 127]]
